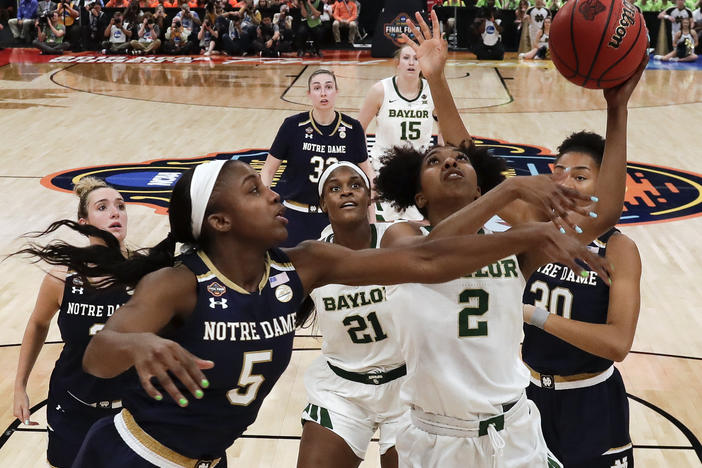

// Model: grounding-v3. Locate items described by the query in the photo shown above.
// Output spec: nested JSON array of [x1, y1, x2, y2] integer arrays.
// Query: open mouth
[[340, 201, 357, 209], [443, 168, 464, 181], [108, 222, 122, 229], [275, 207, 288, 225]]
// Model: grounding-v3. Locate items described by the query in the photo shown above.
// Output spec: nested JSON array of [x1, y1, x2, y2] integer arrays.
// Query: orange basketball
[[549, 0, 648, 89]]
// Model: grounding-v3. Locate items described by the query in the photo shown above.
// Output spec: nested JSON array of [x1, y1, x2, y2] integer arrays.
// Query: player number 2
[[458, 289, 489, 337], [529, 280, 573, 319], [227, 350, 273, 406], [342, 312, 388, 344], [400, 121, 421, 141], [309, 156, 339, 183]]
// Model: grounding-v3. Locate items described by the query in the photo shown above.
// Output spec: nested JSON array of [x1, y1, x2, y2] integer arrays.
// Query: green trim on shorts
[[547, 453, 563, 468], [302, 403, 334, 430]]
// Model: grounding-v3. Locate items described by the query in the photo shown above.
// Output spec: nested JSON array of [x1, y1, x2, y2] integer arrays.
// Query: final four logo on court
[[41, 139, 702, 225]]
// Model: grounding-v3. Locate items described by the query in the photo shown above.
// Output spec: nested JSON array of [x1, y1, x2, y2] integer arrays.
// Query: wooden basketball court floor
[[0, 48, 700, 467]]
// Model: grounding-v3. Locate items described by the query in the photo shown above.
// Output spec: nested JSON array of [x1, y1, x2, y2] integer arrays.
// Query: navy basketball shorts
[[527, 367, 633, 468], [46, 393, 119, 468], [72, 414, 228, 468], [280, 210, 329, 248]]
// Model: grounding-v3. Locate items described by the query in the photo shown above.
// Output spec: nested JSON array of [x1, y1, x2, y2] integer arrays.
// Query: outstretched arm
[[82, 267, 213, 406], [289, 221, 610, 293], [402, 10, 472, 146], [357, 81, 384, 132]]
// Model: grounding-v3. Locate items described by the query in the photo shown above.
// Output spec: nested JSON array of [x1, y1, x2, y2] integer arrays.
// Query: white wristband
[[529, 306, 550, 329]]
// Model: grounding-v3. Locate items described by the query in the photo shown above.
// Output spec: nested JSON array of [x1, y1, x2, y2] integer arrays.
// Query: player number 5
[[227, 350, 273, 406]]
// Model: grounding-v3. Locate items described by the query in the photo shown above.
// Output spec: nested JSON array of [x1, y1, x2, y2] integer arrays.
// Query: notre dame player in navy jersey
[[15, 159, 604, 467], [261, 69, 375, 247], [522, 132, 642, 468], [13, 178, 132, 468]]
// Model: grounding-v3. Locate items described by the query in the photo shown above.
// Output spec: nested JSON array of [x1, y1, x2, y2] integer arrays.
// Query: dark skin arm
[[524, 233, 641, 361], [82, 266, 213, 406], [288, 221, 611, 293]]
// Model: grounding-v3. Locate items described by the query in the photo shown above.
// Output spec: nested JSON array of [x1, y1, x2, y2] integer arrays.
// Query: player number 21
[[227, 350, 273, 406], [458, 289, 489, 337]]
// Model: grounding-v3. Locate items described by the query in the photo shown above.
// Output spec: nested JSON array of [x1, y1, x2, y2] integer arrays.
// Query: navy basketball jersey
[[522, 229, 619, 375], [123, 248, 305, 459], [50, 272, 132, 406], [269, 111, 368, 206]]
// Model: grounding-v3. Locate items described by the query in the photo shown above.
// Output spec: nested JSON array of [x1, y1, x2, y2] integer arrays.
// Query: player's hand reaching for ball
[[401, 10, 448, 81], [603, 53, 648, 109], [130, 333, 214, 407]]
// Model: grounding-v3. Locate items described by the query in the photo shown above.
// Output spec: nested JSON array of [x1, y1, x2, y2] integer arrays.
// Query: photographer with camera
[[175, 3, 200, 31], [198, 16, 218, 54], [164, 15, 193, 53], [55, 0, 79, 49], [8, 0, 37, 43], [32, 10, 70, 53], [82, 0, 108, 50], [100, 11, 131, 53], [129, 12, 161, 53], [220, 11, 249, 54]]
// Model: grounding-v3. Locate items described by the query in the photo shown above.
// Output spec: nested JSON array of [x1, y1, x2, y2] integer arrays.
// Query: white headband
[[317, 162, 370, 197], [190, 160, 226, 240]]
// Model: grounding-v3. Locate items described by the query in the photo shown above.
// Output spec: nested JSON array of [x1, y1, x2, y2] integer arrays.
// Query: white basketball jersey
[[391, 226, 530, 418], [312, 223, 404, 373], [370, 77, 435, 169]]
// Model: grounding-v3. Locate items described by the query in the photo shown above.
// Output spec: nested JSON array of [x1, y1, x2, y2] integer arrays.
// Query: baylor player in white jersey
[[358, 44, 439, 222], [373, 10, 644, 468], [298, 162, 407, 468]]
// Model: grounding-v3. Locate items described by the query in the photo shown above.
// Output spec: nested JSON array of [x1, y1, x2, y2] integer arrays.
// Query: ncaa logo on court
[[41, 138, 702, 225]]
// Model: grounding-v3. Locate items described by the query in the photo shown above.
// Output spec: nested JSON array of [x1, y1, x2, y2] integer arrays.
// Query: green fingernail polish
[[581, 270, 589, 277], [559, 227, 566, 234], [589, 211, 598, 218], [201, 379, 210, 388], [590, 196, 599, 202], [195, 389, 204, 399], [154, 394, 163, 401], [575, 225, 583, 234], [179, 398, 188, 407]]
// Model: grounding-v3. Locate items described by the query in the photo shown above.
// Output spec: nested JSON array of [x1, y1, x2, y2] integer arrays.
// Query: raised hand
[[400, 10, 448, 81], [524, 222, 612, 282], [131, 333, 214, 406], [603, 53, 648, 109]]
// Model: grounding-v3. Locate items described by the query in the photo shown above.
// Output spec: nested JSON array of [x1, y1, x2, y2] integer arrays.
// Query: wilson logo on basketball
[[608, 0, 637, 48], [41, 138, 702, 226], [578, 0, 606, 21]]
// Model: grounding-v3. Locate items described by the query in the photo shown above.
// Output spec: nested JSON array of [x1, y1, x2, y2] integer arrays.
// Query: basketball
[[549, 0, 648, 89]]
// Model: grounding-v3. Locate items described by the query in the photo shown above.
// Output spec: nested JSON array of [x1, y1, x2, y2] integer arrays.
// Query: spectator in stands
[[694, 2, 702, 51], [164, 14, 193, 52], [654, 16, 698, 60], [474, 4, 504, 59], [36, 0, 56, 19], [130, 12, 161, 53], [101, 11, 132, 53], [526, 0, 550, 48], [258, 0, 277, 17], [519, 15, 550, 59], [514, 0, 529, 33], [297, 0, 324, 57], [659, 0, 694, 44], [8, 0, 37, 43], [32, 10, 70, 53], [55, 0, 79, 50], [198, 16, 218, 54], [331, 0, 357, 46], [105, 0, 129, 8], [82, 0, 108, 49]]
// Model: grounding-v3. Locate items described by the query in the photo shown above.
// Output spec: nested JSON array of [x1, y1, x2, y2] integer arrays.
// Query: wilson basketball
[[549, 0, 648, 89]]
